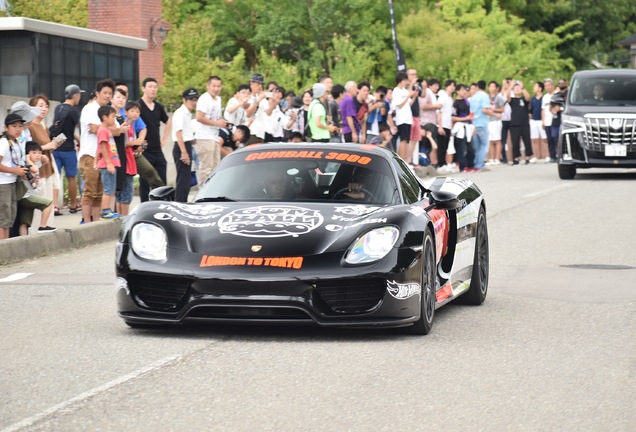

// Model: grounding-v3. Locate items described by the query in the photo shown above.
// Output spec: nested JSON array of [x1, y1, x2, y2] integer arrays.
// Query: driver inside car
[[262, 171, 294, 200], [343, 167, 373, 201]]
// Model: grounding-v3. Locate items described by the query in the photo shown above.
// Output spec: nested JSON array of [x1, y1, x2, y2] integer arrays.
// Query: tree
[[4, 0, 87, 26]]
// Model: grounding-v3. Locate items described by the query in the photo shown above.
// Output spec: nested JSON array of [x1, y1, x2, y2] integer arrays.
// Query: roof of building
[[0, 17, 147, 50], [619, 33, 636, 46]]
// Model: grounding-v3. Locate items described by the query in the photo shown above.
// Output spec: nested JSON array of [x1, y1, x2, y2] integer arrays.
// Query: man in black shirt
[[138, 77, 171, 201], [52, 84, 83, 213], [506, 81, 534, 165]]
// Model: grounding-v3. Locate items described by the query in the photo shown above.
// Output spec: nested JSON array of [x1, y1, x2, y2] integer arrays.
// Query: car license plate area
[[605, 145, 626, 157]]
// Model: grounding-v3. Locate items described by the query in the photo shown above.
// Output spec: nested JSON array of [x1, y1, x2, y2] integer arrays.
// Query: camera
[[225, 122, 234, 129], [23, 164, 34, 181]]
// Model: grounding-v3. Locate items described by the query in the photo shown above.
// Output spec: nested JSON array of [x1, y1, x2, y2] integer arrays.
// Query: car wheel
[[558, 163, 576, 180], [462, 206, 489, 305], [406, 229, 436, 335]]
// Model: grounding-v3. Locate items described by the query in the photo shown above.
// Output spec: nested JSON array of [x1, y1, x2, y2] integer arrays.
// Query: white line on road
[[0, 273, 34, 283], [524, 183, 575, 199], [1, 355, 182, 432]]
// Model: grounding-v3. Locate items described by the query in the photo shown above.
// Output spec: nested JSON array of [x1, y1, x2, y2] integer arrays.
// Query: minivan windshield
[[569, 76, 636, 106]]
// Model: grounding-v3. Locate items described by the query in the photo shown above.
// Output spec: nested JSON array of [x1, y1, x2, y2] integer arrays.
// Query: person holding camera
[[27, 94, 64, 225], [0, 114, 31, 240], [366, 86, 388, 144], [17, 141, 56, 234]]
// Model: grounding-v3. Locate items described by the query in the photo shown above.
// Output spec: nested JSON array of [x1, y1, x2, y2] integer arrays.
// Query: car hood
[[565, 105, 636, 116], [126, 201, 405, 256]]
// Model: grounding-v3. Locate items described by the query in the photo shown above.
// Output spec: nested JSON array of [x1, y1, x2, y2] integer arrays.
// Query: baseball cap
[[9, 101, 41, 123], [182, 88, 200, 100], [250, 73, 264, 84], [4, 113, 26, 126], [65, 84, 85, 98], [312, 83, 327, 99]]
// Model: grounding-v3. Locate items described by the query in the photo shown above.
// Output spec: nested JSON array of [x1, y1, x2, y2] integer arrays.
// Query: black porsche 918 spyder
[[116, 143, 489, 334]]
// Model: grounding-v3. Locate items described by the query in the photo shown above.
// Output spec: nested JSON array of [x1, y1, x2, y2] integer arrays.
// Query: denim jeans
[[473, 126, 489, 169]]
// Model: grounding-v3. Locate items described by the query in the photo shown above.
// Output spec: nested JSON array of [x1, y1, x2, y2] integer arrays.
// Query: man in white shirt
[[437, 79, 456, 170], [224, 84, 251, 127], [173, 88, 199, 202], [541, 78, 557, 162], [195, 75, 228, 185], [245, 73, 270, 144], [393, 71, 419, 163], [79, 78, 116, 223]]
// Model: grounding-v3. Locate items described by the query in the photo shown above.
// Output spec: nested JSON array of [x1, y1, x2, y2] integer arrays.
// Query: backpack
[[49, 104, 71, 138]]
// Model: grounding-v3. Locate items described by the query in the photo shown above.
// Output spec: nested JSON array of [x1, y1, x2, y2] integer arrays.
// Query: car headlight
[[345, 227, 400, 264], [562, 114, 585, 127], [131, 223, 167, 260]]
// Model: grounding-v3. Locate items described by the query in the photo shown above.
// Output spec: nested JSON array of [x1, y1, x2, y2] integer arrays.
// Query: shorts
[[0, 182, 17, 228], [530, 119, 547, 139], [410, 117, 422, 142], [100, 169, 117, 196], [18, 194, 52, 227], [116, 175, 134, 204], [488, 120, 502, 142], [53, 150, 78, 177], [396, 123, 411, 142], [79, 155, 102, 206]]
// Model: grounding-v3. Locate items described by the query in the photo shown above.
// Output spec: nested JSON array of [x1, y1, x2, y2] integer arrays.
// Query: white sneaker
[[492, 159, 501, 165], [436, 165, 450, 175], [544, 157, 551, 163], [528, 157, 537, 164], [448, 163, 460, 173]]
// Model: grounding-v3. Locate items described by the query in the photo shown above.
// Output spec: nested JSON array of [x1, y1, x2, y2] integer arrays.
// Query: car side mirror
[[429, 190, 459, 210], [149, 186, 175, 202]]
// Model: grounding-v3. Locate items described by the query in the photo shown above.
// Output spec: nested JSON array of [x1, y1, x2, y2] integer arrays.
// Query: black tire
[[558, 163, 576, 180], [406, 229, 436, 335], [462, 206, 489, 305]]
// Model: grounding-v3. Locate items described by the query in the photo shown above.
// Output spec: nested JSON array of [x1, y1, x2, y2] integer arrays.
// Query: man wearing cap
[[245, 73, 270, 144], [51, 84, 83, 214], [172, 88, 199, 202], [195, 75, 228, 185], [308, 83, 338, 143], [0, 114, 31, 240]]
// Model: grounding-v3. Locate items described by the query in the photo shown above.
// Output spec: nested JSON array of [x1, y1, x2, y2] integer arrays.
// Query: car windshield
[[569, 76, 636, 106], [194, 150, 399, 204]]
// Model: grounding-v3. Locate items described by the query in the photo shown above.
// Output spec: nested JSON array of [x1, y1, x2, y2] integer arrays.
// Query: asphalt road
[[1, 163, 635, 432]]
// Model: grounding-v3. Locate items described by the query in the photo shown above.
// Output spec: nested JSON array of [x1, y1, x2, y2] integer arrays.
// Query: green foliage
[[5, 0, 87, 26], [401, 0, 574, 85]]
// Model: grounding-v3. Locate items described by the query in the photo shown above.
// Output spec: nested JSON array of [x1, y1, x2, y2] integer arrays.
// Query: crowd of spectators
[[0, 71, 569, 239]]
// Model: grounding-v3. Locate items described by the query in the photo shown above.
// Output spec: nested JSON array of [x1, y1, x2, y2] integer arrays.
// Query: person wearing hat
[[9, 101, 41, 158], [245, 73, 270, 144], [0, 114, 31, 240], [51, 84, 84, 214], [173, 88, 199, 202], [307, 83, 338, 143]]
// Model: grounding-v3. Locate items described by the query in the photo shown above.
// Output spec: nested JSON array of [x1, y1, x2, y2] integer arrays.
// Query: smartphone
[[265, 92, 274, 98], [54, 133, 67, 144]]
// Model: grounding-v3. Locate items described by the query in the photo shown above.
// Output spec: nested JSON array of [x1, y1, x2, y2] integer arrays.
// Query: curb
[[0, 219, 122, 266]]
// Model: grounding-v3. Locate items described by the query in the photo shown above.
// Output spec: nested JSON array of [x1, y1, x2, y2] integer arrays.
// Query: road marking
[[524, 183, 575, 199], [0, 273, 34, 283], [1, 355, 181, 432]]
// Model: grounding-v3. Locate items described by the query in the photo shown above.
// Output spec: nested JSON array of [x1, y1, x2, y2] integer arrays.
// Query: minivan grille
[[583, 115, 636, 153]]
